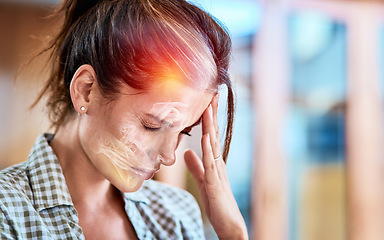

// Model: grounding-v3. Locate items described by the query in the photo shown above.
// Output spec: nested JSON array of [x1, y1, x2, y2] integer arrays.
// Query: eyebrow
[[144, 113, 202, 129]]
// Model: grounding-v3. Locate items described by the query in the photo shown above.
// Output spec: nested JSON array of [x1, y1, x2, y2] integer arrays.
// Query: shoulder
[[0, 161, 31, 202], [0, 161, 34, 213], [0, 162, 34, 236]]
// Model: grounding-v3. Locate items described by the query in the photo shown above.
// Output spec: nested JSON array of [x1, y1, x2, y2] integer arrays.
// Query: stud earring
[[80, 106, 86, 111]]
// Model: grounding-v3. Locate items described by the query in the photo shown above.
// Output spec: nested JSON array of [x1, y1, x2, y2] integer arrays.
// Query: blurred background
[[0, 0, 383, 239]]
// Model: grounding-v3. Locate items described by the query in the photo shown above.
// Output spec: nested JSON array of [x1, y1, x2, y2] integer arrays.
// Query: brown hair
[[34, 0, 234, 162]]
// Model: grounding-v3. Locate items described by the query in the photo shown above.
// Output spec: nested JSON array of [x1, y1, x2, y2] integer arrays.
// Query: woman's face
[[79, 80, 214, 192]]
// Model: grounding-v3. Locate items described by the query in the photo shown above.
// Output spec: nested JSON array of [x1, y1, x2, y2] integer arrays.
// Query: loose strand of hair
[[30, 0, 100, 130], [222, 84, 235, 163]]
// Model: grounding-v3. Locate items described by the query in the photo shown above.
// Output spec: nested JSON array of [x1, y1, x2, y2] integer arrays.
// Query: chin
[[113, 178, 144, 193], [93, 151, 146, 193]]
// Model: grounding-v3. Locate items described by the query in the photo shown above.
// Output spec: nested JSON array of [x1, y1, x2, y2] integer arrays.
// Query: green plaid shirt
[[0, 134, 204, 239]]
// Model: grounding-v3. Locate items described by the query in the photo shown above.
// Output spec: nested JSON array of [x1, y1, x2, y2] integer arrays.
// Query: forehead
[[114, 82, 213, 125]]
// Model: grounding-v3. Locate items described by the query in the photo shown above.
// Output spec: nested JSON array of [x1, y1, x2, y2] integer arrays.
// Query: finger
[[201, 133, 219, 184], [211, 94, 222, 161], [202, 105, 221, 159], [201, 105, 211, 135], [216, 158, 230, 185], [212, 93, 220, 141], [184, 150, 204, 185]]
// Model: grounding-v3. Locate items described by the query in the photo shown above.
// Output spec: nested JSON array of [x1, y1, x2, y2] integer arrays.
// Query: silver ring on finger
[[214, 155, 222, 162]]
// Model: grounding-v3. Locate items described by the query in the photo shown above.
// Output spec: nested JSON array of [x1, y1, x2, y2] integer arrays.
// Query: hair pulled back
[[35, 0, 234, 162]]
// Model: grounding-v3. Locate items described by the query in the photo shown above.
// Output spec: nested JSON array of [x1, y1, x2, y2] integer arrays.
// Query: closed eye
[[139, 116, 162, 132], [143, 125, 161, 132]]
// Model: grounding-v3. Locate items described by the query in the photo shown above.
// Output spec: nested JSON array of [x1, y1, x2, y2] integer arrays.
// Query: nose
[[157, 136, 178, 166]]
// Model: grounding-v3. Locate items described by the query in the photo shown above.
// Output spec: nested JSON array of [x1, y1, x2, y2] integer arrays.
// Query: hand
[[184, 94, 248, 240]]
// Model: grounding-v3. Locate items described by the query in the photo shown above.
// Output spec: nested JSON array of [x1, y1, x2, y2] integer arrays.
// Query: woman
[[0, 0, 248, 239]]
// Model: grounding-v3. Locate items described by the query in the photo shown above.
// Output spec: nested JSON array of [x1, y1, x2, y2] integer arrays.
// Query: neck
[[49, 120, 118, 209]]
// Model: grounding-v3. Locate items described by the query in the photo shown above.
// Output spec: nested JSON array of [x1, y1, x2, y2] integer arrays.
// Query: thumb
[[184, 149, 204, 185]]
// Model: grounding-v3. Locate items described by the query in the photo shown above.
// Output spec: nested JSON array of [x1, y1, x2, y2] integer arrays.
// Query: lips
[[130, 166, 160, 180]]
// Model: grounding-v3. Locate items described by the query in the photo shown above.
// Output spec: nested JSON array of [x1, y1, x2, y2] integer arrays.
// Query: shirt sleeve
[[0, 205, 17, 239]]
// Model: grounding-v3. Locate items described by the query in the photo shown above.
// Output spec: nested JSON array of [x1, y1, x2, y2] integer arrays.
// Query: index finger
[[212, 93, 220, 143], [202, 103, 221, 160]]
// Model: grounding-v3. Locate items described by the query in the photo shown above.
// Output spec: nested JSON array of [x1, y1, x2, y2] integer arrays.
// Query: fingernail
[[205, 133, 210, 141], [214, 93, 219, 106], [208, 104, 213, 118]]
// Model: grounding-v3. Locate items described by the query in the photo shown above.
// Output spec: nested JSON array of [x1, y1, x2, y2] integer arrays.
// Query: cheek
[[120, 125, 148, 148], [89, 132, 145, 192]]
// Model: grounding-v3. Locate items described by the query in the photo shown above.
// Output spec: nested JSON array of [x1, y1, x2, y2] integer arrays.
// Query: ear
[[70, 64, 98, 114]]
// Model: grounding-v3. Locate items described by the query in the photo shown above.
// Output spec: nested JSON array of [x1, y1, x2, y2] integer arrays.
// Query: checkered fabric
[[0, 134, 205, 239]]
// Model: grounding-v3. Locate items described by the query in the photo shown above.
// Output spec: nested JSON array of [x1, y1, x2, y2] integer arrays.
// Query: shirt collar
[[27, 134, 73, 211], [123, 182, 150, 205]]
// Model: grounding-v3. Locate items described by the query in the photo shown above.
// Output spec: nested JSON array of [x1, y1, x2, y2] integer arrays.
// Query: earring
[[80, 106, 86, 111]]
